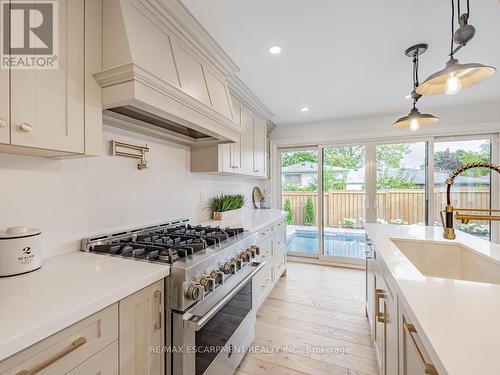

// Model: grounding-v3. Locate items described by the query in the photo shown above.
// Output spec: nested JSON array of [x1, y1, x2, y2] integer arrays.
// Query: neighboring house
[[282, 163, 489, 190]]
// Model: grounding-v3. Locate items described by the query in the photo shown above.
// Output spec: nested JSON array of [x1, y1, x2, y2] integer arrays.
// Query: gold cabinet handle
[[0, 117, 6, 127], [15, 337, 87, 375], [375, 288, 385, 323], [404, 322, 438, 375], [154, 290, 162, 330], [20, 123, 33, 132]]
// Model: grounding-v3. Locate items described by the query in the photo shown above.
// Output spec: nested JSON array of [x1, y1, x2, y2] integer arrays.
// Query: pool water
[[286, 230, 366, 259]]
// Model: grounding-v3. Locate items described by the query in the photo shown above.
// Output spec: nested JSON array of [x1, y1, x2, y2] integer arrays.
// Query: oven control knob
[[199, 276, 216, 293], [250, 245, 260, 256], [231, 258, 242, 270], [240, 251, 251, 262], [209, 270, 224, 284], [223, 261, 236, 275], [184, 282, 204, 301]]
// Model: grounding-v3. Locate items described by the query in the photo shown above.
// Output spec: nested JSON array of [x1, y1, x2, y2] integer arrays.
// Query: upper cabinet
[[0, 0, 103, 157], [190, 95, 269, 179], [0, 67, 8, 145]]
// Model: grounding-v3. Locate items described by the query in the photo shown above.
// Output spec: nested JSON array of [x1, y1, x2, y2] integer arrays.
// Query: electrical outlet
[[199, 190, 207, 203]]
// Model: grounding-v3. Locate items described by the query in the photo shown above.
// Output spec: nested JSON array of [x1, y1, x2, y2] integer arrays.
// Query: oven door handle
[[183, 262, 265, 331]]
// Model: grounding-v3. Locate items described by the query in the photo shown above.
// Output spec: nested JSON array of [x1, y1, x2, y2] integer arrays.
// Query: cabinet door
[[230, 100, 242, 171], [67, 341, 118, 375], [10, 0, 85, 153], [0, 66, 8, 144], [240, 107, 254, 174], [374, 274, 385, 373], [366, 248, 376, 334], [384, 284, 398, 375], [399, 306, 439, 375], [119, 280, 165, 375], [253, 117, 266, 177]]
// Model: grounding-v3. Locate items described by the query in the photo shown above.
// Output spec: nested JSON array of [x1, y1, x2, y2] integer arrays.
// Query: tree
[[282, 151, 318, 167], [304, 197, 315, 226], [434, 148, 462, 171], [284, 199, 294, 225]]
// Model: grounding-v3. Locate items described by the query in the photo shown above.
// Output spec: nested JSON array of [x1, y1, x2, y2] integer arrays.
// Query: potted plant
[[209, 193, 245, 220]]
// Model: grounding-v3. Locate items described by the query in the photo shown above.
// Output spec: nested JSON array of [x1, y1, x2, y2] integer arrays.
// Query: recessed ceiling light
[[268, 45, 282, 55], [300, 107, 310, 112]]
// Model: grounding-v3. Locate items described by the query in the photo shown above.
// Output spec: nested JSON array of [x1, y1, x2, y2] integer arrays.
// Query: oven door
[[172, 262, 264, 375]]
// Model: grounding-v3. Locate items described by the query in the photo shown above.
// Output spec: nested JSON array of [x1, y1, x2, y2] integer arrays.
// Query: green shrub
[[340, 218, 356, 229], [304, 197, 315, 226], [390, 219, 408, 225], [209, 193, 245, 212], [284, 199, 294, 225]]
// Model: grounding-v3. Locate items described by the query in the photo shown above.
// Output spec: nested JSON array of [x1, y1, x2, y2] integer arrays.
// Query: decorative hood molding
[[95, 0, 242, 145]]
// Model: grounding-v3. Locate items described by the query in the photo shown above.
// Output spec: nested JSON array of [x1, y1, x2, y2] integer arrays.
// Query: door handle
[[404, 322, 439, 375], [0, 117, 6, 127], [15, 337, 87, 375], [375, 288, 385, 323], [20, 123, 33, 132], [154, 290, 162, 330]]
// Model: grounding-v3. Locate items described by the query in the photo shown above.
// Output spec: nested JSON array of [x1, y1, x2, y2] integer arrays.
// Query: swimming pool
[[286, 229, 366, 259]]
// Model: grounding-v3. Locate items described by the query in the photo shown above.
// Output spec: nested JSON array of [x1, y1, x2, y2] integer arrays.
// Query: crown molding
[[228, 75, 274, 121], [149, 0, 239, 76]]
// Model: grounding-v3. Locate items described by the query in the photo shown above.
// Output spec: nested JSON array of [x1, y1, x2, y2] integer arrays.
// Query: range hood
[[93, 0, 240, 145]]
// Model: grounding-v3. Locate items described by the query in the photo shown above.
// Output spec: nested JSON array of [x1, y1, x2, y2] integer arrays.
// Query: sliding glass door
[[375, 141, 428, 225], [280, 148, 319, 257], [434, 137, 493, 240], [320, 144, 367, 264], [278, 133, 498, 264]]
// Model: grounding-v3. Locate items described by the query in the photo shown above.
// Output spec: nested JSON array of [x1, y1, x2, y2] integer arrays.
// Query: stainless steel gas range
[[82, 219, 263, 375]]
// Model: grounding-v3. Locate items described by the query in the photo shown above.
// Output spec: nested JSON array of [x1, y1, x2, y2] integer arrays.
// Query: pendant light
[[394, 44, 439, 131], [416, 0, 496, 96]]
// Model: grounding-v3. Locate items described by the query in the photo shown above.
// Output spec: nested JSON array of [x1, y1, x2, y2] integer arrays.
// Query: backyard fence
[[282, 189, 490, 227]]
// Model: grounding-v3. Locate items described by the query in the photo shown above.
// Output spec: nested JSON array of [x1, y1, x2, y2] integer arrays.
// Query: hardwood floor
[[236, 262, 379, 375]]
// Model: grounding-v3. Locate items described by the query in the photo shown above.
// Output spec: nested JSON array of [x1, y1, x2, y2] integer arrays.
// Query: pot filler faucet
[[441, 162, 500, 240]]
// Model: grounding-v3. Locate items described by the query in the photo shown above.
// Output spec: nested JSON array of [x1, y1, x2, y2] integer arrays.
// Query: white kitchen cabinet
[[0, 0, 102, 157], [0, 304, 118, 375], [119, 280, 165, 375], [67, 341, 118, 375], [190, 97, 268, 179], [253, 217, 287, 311], [10, 0, 84, 153], [240, 106, 255, 174], [253, 117, 267, 177], [0, 68, 8, 144], [399, 305, 439, 375], [367, 235, 439, 375]]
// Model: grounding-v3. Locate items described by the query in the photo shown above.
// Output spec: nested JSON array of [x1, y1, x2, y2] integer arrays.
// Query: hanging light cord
[[450, 0, 455, 56], [412, 53, 419, 108]]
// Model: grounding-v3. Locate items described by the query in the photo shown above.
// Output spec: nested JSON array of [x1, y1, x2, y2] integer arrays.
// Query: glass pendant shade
[[393, 107, 439, 130], [416, 57, 496, 96]]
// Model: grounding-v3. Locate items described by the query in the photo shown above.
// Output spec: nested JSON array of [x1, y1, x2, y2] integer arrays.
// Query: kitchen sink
[[390, 238, 500, 285]]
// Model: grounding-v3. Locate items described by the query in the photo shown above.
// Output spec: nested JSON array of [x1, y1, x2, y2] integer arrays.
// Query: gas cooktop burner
[[86, 223, 245, 264]]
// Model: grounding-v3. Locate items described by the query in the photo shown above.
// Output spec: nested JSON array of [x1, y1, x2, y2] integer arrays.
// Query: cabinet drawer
[[274, 229, 286, 253], [67, 341, 118, 375], [253, 260, 273, 310], [274, 248, 286, 282], [275, 218, 286, 232], [257, 235, 273, 262], [257, 224, 273, 241], [0, 304, 118, 375]]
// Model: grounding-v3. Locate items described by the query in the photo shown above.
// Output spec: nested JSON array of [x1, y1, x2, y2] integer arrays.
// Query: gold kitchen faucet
[[441, 162, 500, 240]]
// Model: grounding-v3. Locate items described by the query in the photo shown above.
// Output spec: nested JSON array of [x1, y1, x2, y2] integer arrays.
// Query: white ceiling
[[181, 0, 500, 126]]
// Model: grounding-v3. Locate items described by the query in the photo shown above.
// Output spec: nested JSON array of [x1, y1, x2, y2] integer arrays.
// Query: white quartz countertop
[[363, 224, 500, 375], [197, 208, 287, 232], [0, 252, 169, 361]]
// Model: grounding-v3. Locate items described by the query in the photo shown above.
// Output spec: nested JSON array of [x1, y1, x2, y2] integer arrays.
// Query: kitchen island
[[364, 224, 500, 375]]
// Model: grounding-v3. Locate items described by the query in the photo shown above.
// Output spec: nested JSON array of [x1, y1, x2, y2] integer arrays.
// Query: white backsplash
[[0, 126, 268, 258]]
